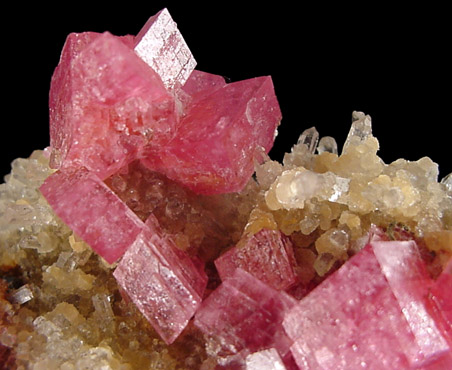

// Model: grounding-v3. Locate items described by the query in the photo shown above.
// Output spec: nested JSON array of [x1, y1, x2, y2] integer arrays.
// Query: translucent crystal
[[342, 111, 373, 153], [296, 127, 319, 154], [10, 284, 34, 305], [441, 172, 452, 192], [317, 136, 338, 154], [134, 8, 196, 90]]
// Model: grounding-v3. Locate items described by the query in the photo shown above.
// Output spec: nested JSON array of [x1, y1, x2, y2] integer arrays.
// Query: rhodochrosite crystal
[[2, 7, 452, 370], [113, 214, 207, 344], [283, 240, 452, 369], [40, 167, 144, 264], [194, 268, 297, 368], [215, 228, 298, 291]]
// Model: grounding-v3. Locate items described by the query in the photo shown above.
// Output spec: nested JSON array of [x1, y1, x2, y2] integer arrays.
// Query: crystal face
[[1, 8, 452, 370]]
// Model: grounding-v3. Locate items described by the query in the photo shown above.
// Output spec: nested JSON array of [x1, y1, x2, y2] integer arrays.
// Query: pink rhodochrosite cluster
[[1, 7, 451, 370]]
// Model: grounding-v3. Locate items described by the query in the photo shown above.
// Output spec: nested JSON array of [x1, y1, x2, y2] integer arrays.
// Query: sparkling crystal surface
[[194, 268, 296, 367], [113, 214, 207, 344], [40, 167, 144, 263], [214, 228, 298, 291], [134, 8, 196, 90]]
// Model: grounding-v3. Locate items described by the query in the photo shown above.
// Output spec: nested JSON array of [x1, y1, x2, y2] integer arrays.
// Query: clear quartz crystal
[[317, 136, 338, 154], [297, 127, 319, 154], [342, 111, 373, 153]]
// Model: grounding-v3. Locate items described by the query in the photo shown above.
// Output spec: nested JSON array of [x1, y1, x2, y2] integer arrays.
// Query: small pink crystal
[[215, 229, 298, 291], [134, 8, 196, 90], [40, 167, 144, 264], [113, 214, 207, 344], [194, 268, 296, 367], [283, 241, 452, 369], [49, 31, 177, 179], [142, 76, 281, 194]]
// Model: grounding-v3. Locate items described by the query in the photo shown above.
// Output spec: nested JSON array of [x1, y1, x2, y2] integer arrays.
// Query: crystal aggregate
[[1, 7, 452, 369]]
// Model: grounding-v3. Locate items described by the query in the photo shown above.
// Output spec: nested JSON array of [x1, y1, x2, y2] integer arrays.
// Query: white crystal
[[10, 284, 34, 305], [246, 348, 287, 370]]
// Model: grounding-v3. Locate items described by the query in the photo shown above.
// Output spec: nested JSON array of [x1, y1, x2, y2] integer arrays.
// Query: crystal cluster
[[1, 8, 451, 370]]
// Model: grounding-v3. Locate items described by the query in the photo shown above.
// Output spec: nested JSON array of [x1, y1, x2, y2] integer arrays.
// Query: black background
[[2, 3, 450, 179]]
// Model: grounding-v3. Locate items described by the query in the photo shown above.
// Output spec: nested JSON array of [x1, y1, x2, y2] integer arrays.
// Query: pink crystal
[[194, 268, 296, 367], [49, 31, 176, 179], [113, 214, 207, 344], [181, 70, 227, 96], [283, 241, 452, 369], [40, 167, 144, 264], [246, 348, 287, 370], [428, 257, 452, 344], [134, 8, 196, 90], [215, 229, 298, 291], [142, 76, 281, 194]]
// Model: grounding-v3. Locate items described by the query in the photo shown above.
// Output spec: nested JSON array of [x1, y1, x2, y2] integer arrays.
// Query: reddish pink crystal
[[40, 167, 144, 263], [215, 229, 298, 291], [194, 268, 296, 368], [134, 8, 196, 90], [283, 241, 452, 369], [113, 214, 207, 344], [49, 31, 176, 180], [142, 76, 281, 194]]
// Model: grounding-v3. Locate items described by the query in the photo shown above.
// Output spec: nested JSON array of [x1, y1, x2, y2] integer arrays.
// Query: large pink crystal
[[283, 241, 452, 369], [142, 76, 281, 194], [113, 214, 208, 344], [134, 8, 196, 90], [40, 167, 144, 264], [49, 31, 177, 179], [194, 268, 296, 368], [215, 229, 298, 291]]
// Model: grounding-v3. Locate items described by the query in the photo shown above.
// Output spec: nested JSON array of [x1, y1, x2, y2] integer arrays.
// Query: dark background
[[2, 3, 450, 179]]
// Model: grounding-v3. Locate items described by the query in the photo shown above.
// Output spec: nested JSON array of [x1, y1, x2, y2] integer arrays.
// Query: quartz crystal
[[1, 8, 452, 370]]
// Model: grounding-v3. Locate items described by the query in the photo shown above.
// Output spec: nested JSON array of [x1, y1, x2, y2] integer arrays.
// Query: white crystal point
[[441, 172, 452, 192], [342, 111, 373, 153], [317, 136, 338, 154], [297, 127, 319, 154], [134, 8, 196, 90]]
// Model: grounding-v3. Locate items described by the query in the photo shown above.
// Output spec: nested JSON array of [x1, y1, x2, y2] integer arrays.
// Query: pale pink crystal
[[40, 167, 144, 263], [194, 268, 296, 368], [49, 31, 176, 179], [134, 8, 196, 90], [113, 214, 207, 344], [142, 76, 281, 194], [283, 241, 452, 369], [246, 348, 288, 370], [181, 70, 227, 96], [215, 229, 298, 291]]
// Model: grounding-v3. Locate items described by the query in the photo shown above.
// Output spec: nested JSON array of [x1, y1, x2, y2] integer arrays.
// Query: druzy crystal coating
[[1, 7, 452, 370]]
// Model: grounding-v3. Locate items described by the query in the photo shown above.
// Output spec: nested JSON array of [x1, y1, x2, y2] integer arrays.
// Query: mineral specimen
[[1, 6, 452, 370]]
